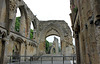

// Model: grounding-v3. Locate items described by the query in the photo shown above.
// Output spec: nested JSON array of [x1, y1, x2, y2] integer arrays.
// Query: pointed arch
[[40, 23, 64, 42]]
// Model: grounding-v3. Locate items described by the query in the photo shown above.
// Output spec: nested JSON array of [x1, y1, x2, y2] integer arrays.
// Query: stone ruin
[[0, 0, 75, 64]]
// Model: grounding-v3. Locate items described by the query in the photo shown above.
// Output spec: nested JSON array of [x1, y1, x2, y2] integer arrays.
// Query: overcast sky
[[17, 0, 75, 45], [23, 0, 71, 26]]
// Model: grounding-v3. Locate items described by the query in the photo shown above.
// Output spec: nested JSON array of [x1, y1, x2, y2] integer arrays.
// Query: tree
[[15, 17, 20, 32], [30, 29, 33, 39], [45, 40, 50, 53]]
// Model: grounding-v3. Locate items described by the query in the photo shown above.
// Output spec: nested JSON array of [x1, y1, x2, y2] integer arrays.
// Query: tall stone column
[[8, 0, 17, 33], [61, 40, 66, 56], [0, 40, 5, 64], [0, 0, 3, 19], [75, 33, 80, 64], [24, 42, 27, 61], [2, 36, 9, 64], [19, 15, 26, 36], [53, 37, 59, 54], [33, 30, 36, 40]]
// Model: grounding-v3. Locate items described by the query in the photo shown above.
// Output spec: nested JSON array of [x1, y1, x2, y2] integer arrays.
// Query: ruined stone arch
[[0, 0, 76, 63], [37, 21, 73, 55], [17, 6, 29, 37], [30, 19, 38, 40], [38, 23, 66, 54], [17, 3, 38, 38], [40, 23, 64, 41], [8, 0, 32, 37], [15, 37, 24, 43], [31, 19, 37, 30]]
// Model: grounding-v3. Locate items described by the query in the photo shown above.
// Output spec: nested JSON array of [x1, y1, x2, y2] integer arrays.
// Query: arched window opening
[[45, 35, 61, 54], [15, 8, 21, 32], [30, 22, 34, 39]]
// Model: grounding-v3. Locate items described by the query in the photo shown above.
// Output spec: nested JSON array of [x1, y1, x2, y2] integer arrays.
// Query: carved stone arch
[[1, 31, 7, 38], [40, 23, 64, 41], [15, 37, 24, 43], [32, 20, 37, 29], [16, 5, 30, 37], [38, 23, 65, 54], [10, 35, 15, 41], [45, 28, 60, 37], [12, 37, 23, 56]]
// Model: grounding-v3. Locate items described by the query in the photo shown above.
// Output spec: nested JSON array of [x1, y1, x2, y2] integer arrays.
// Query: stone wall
[[38, 20, 74, 56], [70, 0, 100, 64], [0, 0, 7, 28], [0, 0, 74, 64], [0, 0, 38, 64]]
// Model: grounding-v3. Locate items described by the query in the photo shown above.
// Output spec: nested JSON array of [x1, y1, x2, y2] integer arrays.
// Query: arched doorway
[[38, 23, 66, 55], [45, 35, 61, 54], [38, 21, 73, 56]]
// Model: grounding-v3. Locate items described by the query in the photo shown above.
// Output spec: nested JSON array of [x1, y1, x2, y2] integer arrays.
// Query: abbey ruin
[[0, 0, 74, 64], [0, 0, 100, 64]]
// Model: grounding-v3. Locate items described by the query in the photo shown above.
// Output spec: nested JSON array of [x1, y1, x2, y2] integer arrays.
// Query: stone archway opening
[[30, 22, 34, 40], [16, 8, 21, 17], [38, 21, 73, 56], [15, 6, 30, 37], [15, 8, 21, 32], [30, 20, 37, 40], [45, 35, 61, 54]]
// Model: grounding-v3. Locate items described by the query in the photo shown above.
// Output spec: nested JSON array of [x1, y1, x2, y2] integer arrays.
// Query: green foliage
[[15, 17, 34, 39], [15, 17, 20, 32], [49, 43, 53, 47], [45, 40, 50, 53], [73, 6, 78, 13], [59, 47, 61, 52], [30, 29, 33, 39]]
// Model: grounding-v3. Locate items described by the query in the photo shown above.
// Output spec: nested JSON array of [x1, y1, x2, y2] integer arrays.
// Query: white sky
[[23, 0, 71, 27], [46, 35, 60, 43], [17, 0, 75, 45]]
